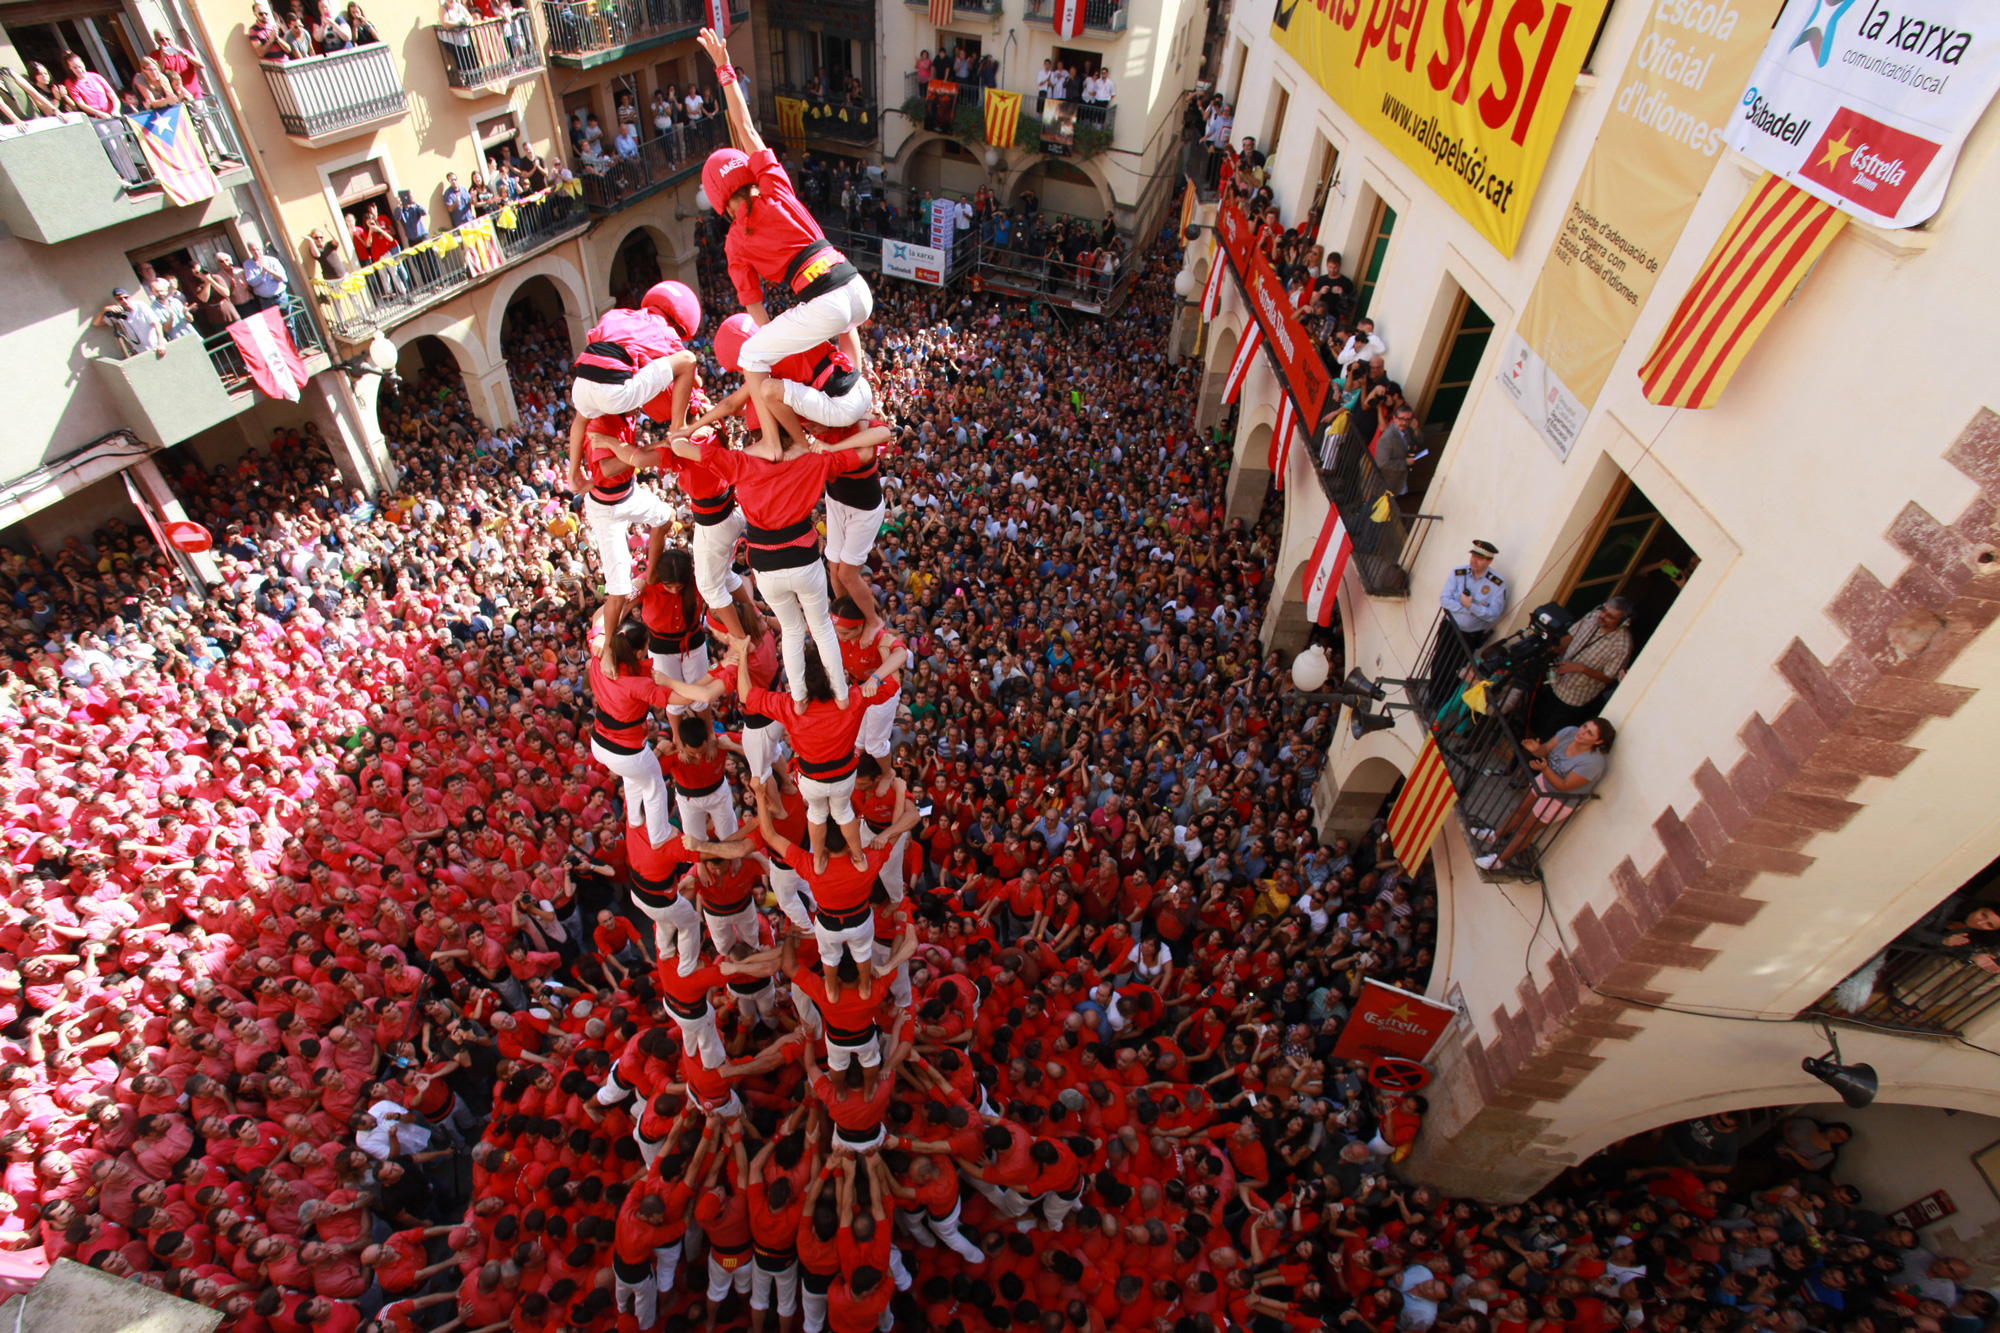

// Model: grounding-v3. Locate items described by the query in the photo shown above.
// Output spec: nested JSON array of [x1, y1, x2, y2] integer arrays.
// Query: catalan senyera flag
[[129, 105, 217, 207], [1303, 504, 1350, 627], [1637, 173, 1846, 410], [928, 0, 952, 25], [1268, 393, 1296, 489], [1385, 735, 1459, 869], [983, 88, 1022, 149], [774, 96, 808, 142], [1220, 324, 1262, 405], [1054, 0, 1086, 38]]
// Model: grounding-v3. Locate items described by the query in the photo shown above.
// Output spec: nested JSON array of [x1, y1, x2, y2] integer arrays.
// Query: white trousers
[[871, 829, 909, 902], [671, 1005, 727, 1070], [750, 1256, 799, 1314], [675, 781, 738, 842], [702, 902, 760, 958], [632, 890, 700, 973], [798, 770, 857, 828], [824, 497, 885, 568], [594, 739, 673, 845], [858, 696, 895, 758], [811, 908, 875, 971], [586, 486, 676, 597], [1041, 1185, 1082, 1231], [907, 1199, 984, 1262], [650, 642, 711, 714], [801, 1285, 827, 1333], [781, 370, 874, 430], [741, 723, 787, 782], [738, 274, 872, 373], [690, 510, 746, 611], [614, 1268, 657, 1327], [825, 1028, 880, 1071], [757, 561, 847, 705], [705, 1251, 752, 1301]]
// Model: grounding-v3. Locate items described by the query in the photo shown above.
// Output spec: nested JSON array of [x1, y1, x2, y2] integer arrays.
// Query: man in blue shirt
[[442, 172, 472, 227]]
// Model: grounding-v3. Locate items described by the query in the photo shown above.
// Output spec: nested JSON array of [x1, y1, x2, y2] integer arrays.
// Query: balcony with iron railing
[[435, 14, 543, 94], [1034, 91, 1114, 137], [1021, 0, 1128, 32], [312, 188, 588, 341], [1403, 612, 1589, 883], [573, 118, 721, 213], [539, 0, 746, 66], [261, 41, 408, 146], [92, 290, 331, 446], [1316, 428, 1437, 598], [1809, 896, 2000, 1038], [0, 102, 250, 244], [902, 0, 1000, 15], [768, 88, 879, 145]]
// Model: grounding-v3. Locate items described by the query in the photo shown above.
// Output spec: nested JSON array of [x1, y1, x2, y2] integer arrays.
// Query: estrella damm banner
[[1271, 0, 1611, 256]]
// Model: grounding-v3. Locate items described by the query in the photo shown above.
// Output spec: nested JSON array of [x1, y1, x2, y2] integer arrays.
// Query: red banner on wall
[[1332, 980, 1457, 1063], [1214, 195, 1333, 443]]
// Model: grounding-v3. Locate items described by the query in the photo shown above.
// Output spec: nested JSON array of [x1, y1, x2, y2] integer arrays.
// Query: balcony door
[[1558, 475, 1698, 657], [1355, 196, 1395, 319]]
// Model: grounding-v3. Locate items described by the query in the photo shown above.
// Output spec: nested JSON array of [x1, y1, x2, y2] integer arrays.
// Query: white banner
[[1724, 0, 2000, 227], [1494, 331, 1588, 460], [882, 239, 950, 286]]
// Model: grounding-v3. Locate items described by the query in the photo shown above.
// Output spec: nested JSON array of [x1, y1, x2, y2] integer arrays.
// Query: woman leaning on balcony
[[440, 0, 478, 74], [1471, 718, 1615, 873]]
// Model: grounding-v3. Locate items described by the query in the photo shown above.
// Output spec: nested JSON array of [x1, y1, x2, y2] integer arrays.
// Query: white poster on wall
[[1724, 0, 2000, 227], [882, 239, 950, 286], [1494, 330, 1588, 460]]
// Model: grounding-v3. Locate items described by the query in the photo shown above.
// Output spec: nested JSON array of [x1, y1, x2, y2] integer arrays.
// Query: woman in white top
[[1130, 936, 1173, 996]]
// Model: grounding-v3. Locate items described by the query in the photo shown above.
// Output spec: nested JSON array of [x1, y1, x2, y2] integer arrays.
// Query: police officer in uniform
[[1428, 540, 1506, 707]]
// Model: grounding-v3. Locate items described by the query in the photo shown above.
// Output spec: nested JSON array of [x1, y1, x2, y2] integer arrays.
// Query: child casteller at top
[[695, 26, 873, 453]]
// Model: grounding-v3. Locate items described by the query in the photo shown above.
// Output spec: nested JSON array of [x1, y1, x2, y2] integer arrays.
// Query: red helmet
[[702, 147, 753, 215], [641, 281, 701, 341], [713, 313, 757, 373]]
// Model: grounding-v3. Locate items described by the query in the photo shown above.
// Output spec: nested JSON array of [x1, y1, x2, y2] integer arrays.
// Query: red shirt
[[723, 147, 837, 306], [746, 684, 865, 775], [588, 656, 681, 751], [781, 841, 894, 913], [695, 440, 864, 566]]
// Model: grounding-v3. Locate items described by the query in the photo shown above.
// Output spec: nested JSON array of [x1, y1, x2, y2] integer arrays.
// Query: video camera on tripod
[[1476, 601, 1576, 689]]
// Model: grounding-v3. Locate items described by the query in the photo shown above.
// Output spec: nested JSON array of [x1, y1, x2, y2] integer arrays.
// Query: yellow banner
[[983, 88, 1021, 149], [1270, 0, 1609, 256], [1495, 0, 1779, 454]]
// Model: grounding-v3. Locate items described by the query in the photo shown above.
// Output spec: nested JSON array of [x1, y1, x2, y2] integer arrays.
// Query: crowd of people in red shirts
[[0, 142, 1989, 1333]]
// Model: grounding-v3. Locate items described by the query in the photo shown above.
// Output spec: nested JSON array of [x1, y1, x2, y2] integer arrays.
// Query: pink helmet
[[713, 313, 757, 373], [702, 147, 752, 215], [641, 281, 701, 341]]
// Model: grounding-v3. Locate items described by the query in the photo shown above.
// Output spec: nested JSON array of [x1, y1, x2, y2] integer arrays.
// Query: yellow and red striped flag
[[929, 0, 952, 25], [774, 96, 807, 142], [1385, 735, 1458, 870], [983, 88, 1021, 149], [1637, 173, 1846, 410]]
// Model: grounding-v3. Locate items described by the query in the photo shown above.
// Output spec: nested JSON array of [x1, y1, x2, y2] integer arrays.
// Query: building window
[[1306, 133, 1338, 232], [1264, 84, 1290, 157], [1558, 475, 1699, 656], [1419, 289, 1493, 433], [1355, 195, 1396, 319]]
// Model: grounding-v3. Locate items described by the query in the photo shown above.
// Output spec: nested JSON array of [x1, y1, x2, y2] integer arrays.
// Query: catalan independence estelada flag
[[1637, 173, 1846, 410], [129, 104, 216, 207], [983, 88, 1021, 149], [774, 96, 807, 142], [1385, 735, 1459, 870]]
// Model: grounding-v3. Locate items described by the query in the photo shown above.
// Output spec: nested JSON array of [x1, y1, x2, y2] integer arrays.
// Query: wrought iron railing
[[201, 291, 326, 387], [1315, 428, 1436, 598], [312, 188, 587, 341], [1035, 91, 1115, 136], [1811, 946, 2000, 1037], [572, 118, 720, 211], [903, 0, 999, 12], [769, 88, 878, 144], [1021, 0, 1128, 31], [1405, 611, 1592, 881], [260, 42, 407, 139], [538, 0, 741, 59], [434, 14, 542, 89]]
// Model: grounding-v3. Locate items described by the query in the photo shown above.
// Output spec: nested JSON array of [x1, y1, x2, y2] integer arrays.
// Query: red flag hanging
[[1303, 504, 1351, 627], [1054, 0, 1086, 38], [1219, 324, 1262, 404], [1332, 980, 1456, 1063], [1199, 251, 1227, 321], [225, 307, 307, 401], [1269, 393, 1296, 489], [706, 0, 730, 37]]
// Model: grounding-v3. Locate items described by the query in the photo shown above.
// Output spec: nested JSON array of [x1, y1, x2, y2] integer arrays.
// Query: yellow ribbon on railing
[[310, 185, 570, 301], [496, 205, 518, 230]]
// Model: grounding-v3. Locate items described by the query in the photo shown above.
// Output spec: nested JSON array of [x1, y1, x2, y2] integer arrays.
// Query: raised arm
[[698, 27, 763, 156]]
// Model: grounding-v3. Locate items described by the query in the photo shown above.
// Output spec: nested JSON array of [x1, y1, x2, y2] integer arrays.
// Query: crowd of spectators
[[1, 208, 1990, 1333]]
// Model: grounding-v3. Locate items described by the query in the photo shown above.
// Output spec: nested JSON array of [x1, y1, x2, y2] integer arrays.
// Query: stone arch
[[482, 251, 591, 361], [390, 310, 488, 379], [607, 224, 671, 305], [896, 134, 991, 202], [1007, 156, 1115, 219]]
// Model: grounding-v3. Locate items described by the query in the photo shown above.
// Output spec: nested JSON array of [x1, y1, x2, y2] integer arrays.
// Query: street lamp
[[338, 332, 399, 382]]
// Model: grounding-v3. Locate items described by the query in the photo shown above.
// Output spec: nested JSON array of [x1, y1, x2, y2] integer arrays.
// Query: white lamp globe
[[366, 333, 397, 372], [983, 146, 1000, 169], [1291, 643, 1331, 692], [1173, 268, 1197, 299]]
